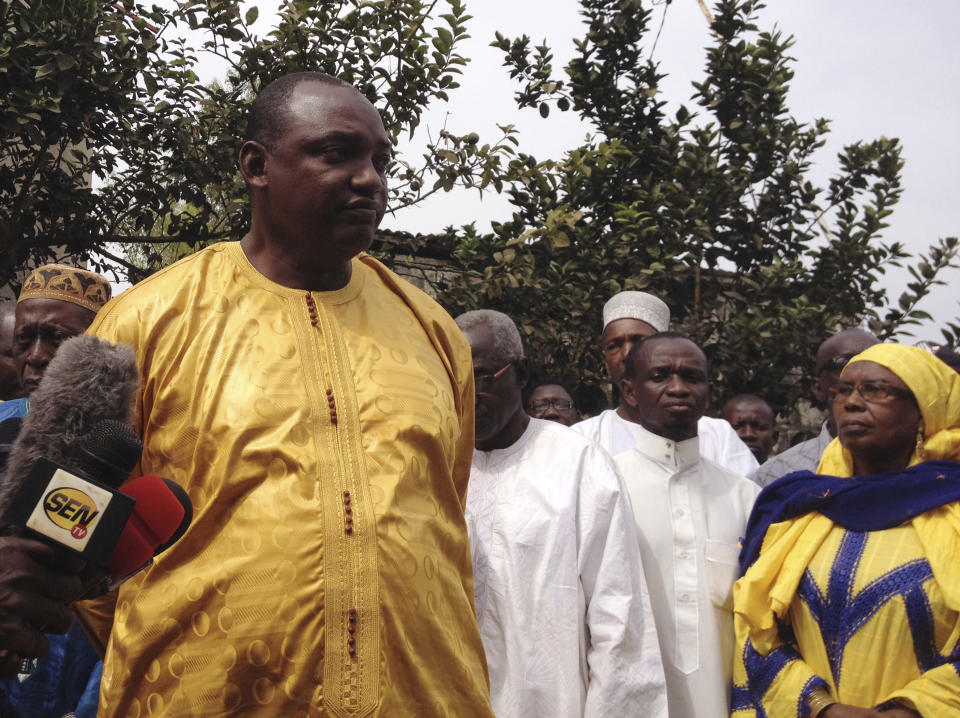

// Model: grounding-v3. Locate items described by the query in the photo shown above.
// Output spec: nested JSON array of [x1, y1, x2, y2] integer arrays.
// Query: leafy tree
[[0, 0, 521, 284], [436, 0, 960, 420], [4, 0, 957, 428]]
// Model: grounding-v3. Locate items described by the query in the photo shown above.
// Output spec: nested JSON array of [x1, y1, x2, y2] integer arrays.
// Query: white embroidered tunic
[[466, 418, 667, 718], [614, 423, 760, 718]]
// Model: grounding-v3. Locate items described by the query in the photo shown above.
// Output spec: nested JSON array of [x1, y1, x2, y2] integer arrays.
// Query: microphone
[[1, 420, 142, 570], [0, 335, 143, 571], [108, 475, 193, 581], [0, 334, 140, 516]]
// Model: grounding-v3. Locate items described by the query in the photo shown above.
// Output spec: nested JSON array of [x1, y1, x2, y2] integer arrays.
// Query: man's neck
[[616, 403, 697, 442], [240, 231, 353, 292], [615, 402, 642, 423], [476, 412, 531, 452]]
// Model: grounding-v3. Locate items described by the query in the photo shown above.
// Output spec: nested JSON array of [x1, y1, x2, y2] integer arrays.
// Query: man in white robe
[[613, 332, 759, 718], [572, 291, 758, 475], [455, 309, 666, 718]]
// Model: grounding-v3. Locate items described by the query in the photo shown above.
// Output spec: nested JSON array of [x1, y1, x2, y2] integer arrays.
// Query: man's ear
[[515, 357, 529, 390], [239, 140, 269, 189], [620, 377, 637, 408], [811, 376, 827, 403]]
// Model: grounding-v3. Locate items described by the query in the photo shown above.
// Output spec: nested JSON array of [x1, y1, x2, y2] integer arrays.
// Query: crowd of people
[[1, 71, 958, 718]]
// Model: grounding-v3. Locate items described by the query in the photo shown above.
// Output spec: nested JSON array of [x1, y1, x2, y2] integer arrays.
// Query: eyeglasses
[[528, 399, 576, 412], [830, 380, 913, 404], [816, 353, 858, 375], [474, 361, 514, 392]]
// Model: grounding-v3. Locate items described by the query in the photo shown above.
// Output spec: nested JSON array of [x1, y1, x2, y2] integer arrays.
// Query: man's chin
[[330, 226, 377, 259]]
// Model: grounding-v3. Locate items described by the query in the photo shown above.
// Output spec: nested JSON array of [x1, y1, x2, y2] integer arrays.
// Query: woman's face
[[833, 360, 922, 473]]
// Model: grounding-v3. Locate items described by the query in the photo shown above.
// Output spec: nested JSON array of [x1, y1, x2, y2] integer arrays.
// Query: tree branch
[[92, 244, 141, 273], [21, 231, 234, 249]]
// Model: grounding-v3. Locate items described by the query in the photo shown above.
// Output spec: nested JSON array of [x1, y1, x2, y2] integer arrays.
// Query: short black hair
[[623, 331, 706, 380], [523, 376, 578, 408], [723, 393, 774, 419], [245, 72, 352, 149], [935, 345, 960, 371]]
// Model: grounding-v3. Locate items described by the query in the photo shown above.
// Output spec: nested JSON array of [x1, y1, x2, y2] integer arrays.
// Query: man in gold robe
[[75, 72, 493, 717]]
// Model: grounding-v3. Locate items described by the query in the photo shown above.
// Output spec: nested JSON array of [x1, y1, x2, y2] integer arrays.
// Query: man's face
[[723, 400, 778, 463], [811, 330, 879, 434], [601, 318, 658, 385], [526, 383, 579, 426], [463, 325, 524, 450], [621, 337, 710, 441], [0, 307, 20, 400], [252, 83, 391, 267], [14, 298, 95, 395]]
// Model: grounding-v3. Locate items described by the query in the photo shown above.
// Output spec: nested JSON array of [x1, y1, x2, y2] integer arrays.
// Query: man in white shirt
[[572, 291, 758, 475], [455, 309, 666, 718], [613, 332, 759, 718]]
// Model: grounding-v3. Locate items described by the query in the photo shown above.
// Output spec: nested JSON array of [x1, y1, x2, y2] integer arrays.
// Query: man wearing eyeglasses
[[753, 327, 877, 486], [455, 309, 667, 718], [524, 377, 581, 426]]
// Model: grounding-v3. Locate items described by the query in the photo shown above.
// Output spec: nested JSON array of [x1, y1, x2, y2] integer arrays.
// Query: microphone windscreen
[[0, 335, 139, 515], [69, 420, 143, 488], [108, 475, 192, 578]]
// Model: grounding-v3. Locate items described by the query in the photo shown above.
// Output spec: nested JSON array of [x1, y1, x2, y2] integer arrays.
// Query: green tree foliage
[[436, 0, 960, 416], [0, 0, 521, 284], [4, 0, 956, 419]]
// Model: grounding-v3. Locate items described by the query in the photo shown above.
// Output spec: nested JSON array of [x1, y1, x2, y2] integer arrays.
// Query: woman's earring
[[915, 422, 926, 462]]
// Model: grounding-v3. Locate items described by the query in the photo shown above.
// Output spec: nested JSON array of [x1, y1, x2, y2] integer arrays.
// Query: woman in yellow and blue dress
[[732, 343, 960, 718]]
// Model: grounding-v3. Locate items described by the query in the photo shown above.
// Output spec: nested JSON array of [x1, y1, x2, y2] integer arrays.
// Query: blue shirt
[[0, 397, 28, 423]]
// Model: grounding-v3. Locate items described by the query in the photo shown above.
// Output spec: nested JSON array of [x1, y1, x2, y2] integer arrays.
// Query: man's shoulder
[[753, 433, 826, 485], [533, 417, 599, 448], [523, 420, 623, 496], [358, 254, 448, 313], [519, 420, 617, 474], [89, 243, 244, 353], [94, 243, 230, 317], [570, 410, 615, 437], [357, 254, 467, 349], [698, 414, 745, 446], [700, 456, 761, 494]]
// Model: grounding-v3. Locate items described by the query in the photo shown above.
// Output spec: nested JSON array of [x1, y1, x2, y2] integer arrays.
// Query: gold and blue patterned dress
[[732, 504, 960, 716]]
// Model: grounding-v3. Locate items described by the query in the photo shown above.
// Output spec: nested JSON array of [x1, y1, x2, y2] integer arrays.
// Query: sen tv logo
[[43, 487, 101, 539]]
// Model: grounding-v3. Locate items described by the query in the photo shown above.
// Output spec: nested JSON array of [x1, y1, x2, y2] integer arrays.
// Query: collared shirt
[[467, 418, 667, 718], [752, 422, 833, 487], [572, 409, 759, 474], [615, 424, 759, 718]]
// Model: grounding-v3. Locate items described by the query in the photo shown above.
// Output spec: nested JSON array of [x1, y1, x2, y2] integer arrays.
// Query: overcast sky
[[211, 0, 960, 338]]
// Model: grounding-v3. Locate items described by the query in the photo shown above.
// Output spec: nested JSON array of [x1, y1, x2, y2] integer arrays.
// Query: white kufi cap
[[602, 291, 670, 332]]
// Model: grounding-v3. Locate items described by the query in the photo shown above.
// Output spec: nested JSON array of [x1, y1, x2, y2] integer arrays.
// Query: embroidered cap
[[18, 264, 112, 313], [602, 291, 670, 332]]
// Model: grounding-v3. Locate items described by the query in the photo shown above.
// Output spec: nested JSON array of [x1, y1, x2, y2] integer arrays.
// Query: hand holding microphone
[[0, 335, 193, 673], [0, 535, 85, 678]]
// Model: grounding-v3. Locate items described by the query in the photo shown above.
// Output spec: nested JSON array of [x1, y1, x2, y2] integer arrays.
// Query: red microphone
[[108, 475, 193, 581]]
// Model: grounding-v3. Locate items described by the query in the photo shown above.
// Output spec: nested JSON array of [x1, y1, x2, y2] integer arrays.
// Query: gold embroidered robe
[[76, 242, 492, 717]]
